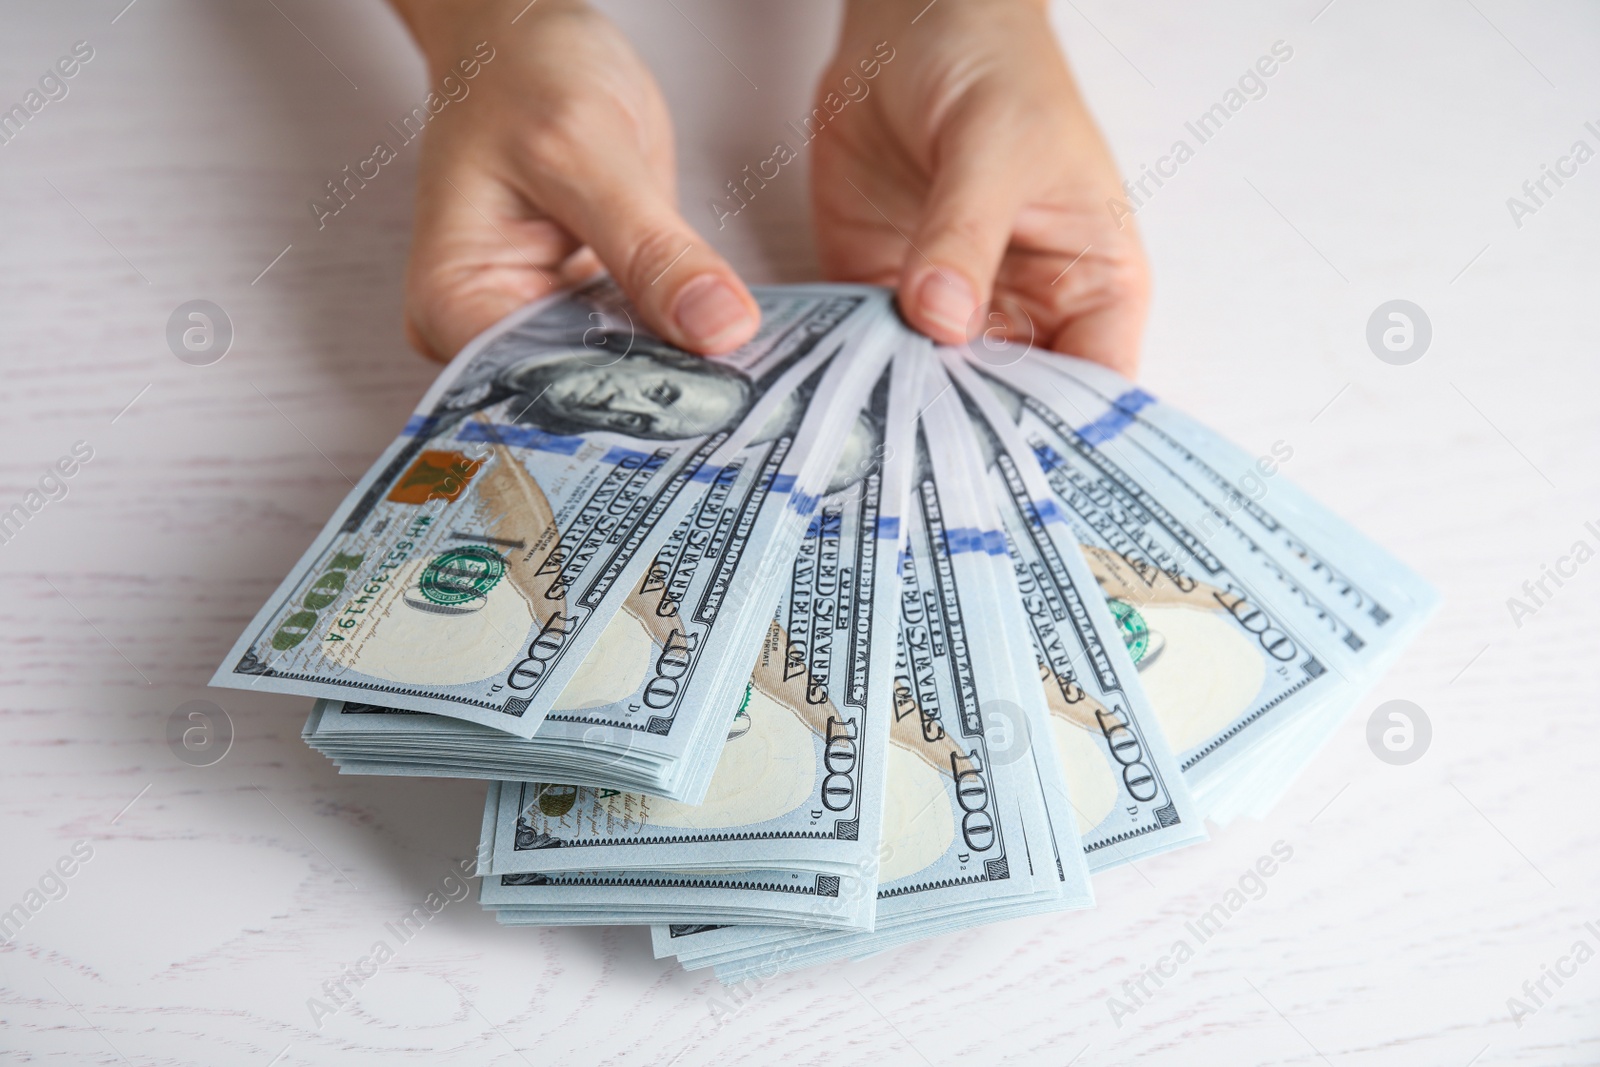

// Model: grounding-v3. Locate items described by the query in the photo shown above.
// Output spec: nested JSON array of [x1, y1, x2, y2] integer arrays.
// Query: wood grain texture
[[1, 2, 1597, 1064]]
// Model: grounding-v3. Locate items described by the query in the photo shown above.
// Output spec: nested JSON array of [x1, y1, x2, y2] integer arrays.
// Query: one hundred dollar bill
[[969, 352, 1431, 825], [213, 282, 890, 739], [298, 309, 904, 802], [946, 347, 1429, 792]]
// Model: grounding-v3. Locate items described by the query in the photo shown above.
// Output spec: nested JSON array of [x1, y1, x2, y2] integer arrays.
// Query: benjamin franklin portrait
[[496, 332, 754, 440]]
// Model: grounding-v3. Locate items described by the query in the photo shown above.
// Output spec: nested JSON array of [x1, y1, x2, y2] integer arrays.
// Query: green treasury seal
[[1105, 598, 1151, 664], [419, 545, 506, 606]]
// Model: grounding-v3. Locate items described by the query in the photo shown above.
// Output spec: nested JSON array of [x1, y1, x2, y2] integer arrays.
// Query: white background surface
[[2, 2, 1597, 1064]]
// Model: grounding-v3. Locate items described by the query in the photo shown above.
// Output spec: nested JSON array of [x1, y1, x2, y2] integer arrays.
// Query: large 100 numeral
[[642, 629, 698, 710], [820, 715, 858, 811], [951, 749, 996, 852], [505, 612, 575, 690], [1213, 587, 1298, 662]]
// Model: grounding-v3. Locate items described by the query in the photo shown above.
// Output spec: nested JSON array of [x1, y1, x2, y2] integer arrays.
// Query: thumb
[[899, 141, 1026, 345], [549, 167, 760, 355]]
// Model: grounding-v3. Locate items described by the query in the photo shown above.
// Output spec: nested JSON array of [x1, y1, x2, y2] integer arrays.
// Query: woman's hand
[[389, 0, 760, 361], [811, 0, 1150, 375]]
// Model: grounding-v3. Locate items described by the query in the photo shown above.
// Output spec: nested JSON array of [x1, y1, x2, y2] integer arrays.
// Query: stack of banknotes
[[214, 282, 1434, 980]]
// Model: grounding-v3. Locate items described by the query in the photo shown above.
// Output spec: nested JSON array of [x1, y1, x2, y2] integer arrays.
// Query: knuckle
[[1057, 240, 1150, 310], [512, 98, 600, 174], [402, 276, 462, 357], [619, 225, 692, 298], [402, 262, 448, 336], [1104, 250, 1152, 306], [929, 212, 1007, 265]]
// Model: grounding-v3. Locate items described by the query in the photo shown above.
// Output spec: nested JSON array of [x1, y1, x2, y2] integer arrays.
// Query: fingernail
[[916, 270, 977, 339], [673, 275, 756, 352]]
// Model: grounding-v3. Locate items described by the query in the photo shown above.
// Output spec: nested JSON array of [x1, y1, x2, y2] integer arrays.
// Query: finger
[[1049, 301, 1146, 379], [533, 151, 760, 355], [404, 169, 574, 361], [558, 246, 605, 285], [1035, 247, 1150, 378], [576, 199, 759, 355], [898, 130, 1028, 345]]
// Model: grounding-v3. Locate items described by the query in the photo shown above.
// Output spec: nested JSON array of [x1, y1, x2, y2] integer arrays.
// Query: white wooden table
[[3, 2, 1597, 1064]]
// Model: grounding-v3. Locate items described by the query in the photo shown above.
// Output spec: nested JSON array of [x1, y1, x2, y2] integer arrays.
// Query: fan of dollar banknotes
[[213, 281, 1434, 981]]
